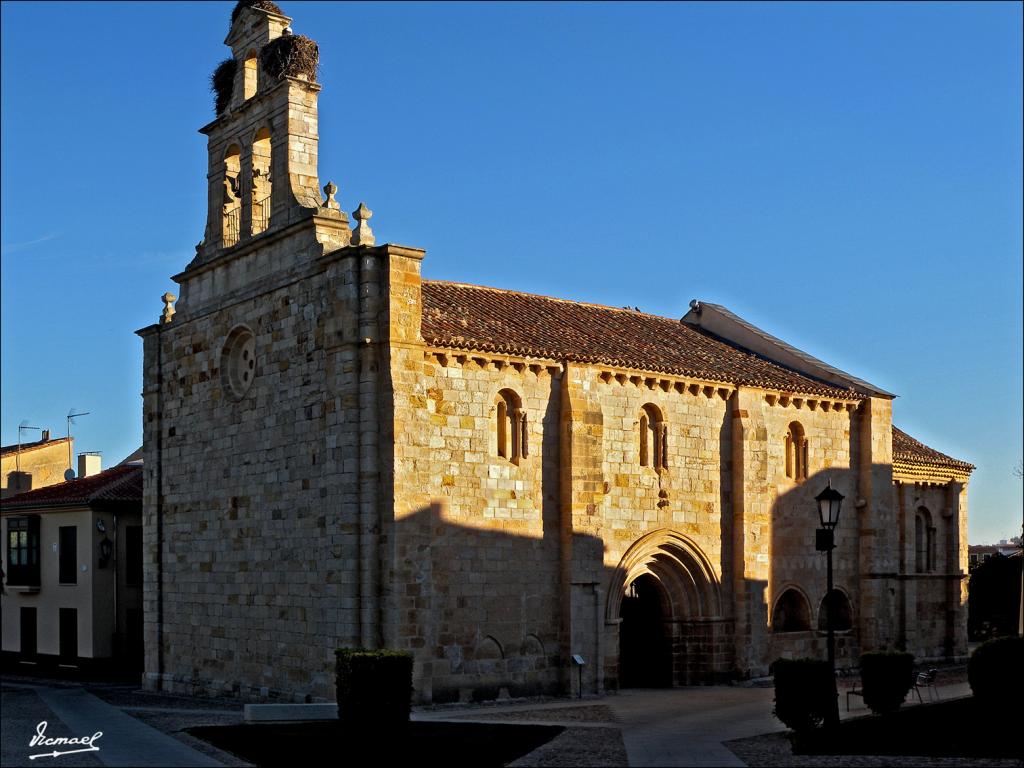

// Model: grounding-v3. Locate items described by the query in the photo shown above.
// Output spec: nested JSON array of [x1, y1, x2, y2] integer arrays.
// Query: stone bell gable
[[183, 0, 350, 314], [137, 0, 427, 701]]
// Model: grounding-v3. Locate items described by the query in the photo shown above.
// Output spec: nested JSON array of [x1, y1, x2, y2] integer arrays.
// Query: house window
[[772, 588, 812, 632], [639, 403, 668, 470], [6, 516, 40, 586], [915, 507, 935, 573], [20, 607, 37, 657], [495, 389, 527, 464], [59, 526, 77, 585], [125, 526, 143, 586], [785, 421, 808, 481]]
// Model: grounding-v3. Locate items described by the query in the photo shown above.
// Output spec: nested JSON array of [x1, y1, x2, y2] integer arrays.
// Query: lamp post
[[815, 479, 844, 726]]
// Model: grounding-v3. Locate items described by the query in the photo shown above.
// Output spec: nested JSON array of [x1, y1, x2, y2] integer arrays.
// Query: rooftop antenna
[[65, 408, 90, 480], [16, 420, 41, 473]]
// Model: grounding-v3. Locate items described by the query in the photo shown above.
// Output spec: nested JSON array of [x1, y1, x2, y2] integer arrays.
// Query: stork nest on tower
[[231, 0, 284, 27], [211, 58, 238, 115], [260, 34, 319, 83]]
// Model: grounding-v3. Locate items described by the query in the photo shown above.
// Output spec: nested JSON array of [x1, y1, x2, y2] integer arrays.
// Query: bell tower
[[182, 0, 349, 301]]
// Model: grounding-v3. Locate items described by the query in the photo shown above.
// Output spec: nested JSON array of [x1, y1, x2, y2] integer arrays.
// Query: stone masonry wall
[[893, 480, 968, 660], [141, 243, 375, 702], [389, 349, 564, 703], [762, 400, 862, 671]]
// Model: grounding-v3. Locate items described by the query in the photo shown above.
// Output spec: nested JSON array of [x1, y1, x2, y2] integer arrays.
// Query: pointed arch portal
[[608, 530, 728, 687]]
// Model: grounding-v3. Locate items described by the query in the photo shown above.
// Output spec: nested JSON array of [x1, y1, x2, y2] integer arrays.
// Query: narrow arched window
[[639, 404, 667, 470], [785, 421, 807, 481], [495, 389, 525, 464], [915, 507, 935, 573], [243, 49, 258, 100], [496, 399, 508, 458], [772, 588, 812, 632], [251, 127, 272, 235], [222, 144, 241, 247], [639, 412, 649, 466]]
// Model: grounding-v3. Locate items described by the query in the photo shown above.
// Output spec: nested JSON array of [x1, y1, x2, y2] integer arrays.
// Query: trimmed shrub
[[335, 648, 413, 728], [968, 636, 1024, 708], [859, 651, 914, 714], [771, 658, 835, 732]]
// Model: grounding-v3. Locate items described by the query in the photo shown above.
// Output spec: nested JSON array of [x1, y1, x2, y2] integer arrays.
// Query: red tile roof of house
[[0, 436, 70, 457], [892, 427, 974, 473], [0, 464, 142, 510], [421, 281, 864, 399]]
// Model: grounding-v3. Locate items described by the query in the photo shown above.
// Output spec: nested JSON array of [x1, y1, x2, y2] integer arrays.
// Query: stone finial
[[352, 202, 375, 246], [161, 292, 177, 324], [323, 181, 340, 211]]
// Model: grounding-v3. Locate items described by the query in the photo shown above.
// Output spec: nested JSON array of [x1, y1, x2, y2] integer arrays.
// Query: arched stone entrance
[[608, 530, 729, 687], [619, 573, 673, 687]]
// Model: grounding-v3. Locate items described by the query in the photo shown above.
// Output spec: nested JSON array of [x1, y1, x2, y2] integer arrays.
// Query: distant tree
[[968, 553, 1023, 640]]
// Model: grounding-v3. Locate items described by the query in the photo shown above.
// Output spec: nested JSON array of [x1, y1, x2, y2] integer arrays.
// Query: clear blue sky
[[2, 1, 1021, 543]]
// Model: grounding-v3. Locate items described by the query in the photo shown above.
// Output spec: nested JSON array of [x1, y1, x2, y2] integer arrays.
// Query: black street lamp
[[815, 479, 844, 727]]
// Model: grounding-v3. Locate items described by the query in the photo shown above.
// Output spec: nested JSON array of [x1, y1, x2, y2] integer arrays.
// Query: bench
[[846, 686, 864, 711], [912, 668, 940, 703], [846, 667, 940, 711]]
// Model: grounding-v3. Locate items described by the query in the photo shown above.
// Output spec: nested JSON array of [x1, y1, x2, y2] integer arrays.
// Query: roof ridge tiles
[[422, 279, 662, 319], [421, 280, 862, 400], [0, 463, 142, 509]]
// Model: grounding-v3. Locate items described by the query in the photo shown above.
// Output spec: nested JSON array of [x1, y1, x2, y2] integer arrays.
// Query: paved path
[[417, 680, 975, 767], [608, 687, 776, 767], [3, 683, 221, 767], [2, 677, 974, 767]]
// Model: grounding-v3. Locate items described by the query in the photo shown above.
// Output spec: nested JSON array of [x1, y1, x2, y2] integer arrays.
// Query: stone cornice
[[763, 392, 860, 412], [420, 351, 866, 409], [893, 461, 972, 485], [423, 347, 563, 377]]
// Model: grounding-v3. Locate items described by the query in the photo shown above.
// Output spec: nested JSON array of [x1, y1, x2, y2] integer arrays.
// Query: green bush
[[968, 636, 1024, 707], [335, 648, 413, 728], [859, 651, 914, 714], [771, 658, 835, 732]]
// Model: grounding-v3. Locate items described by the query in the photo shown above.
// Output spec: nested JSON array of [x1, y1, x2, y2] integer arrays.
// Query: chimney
[[8, 471, 33, 495], [41, 429, 50, 442], [77, 453, 102, 479]]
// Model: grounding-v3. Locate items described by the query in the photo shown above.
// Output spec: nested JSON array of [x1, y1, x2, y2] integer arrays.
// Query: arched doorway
[[608, 530, 726, 687], [619, 574, 673, 687]]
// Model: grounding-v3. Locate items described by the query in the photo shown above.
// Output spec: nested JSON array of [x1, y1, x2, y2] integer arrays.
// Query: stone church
[[138, 1, 974, 703]]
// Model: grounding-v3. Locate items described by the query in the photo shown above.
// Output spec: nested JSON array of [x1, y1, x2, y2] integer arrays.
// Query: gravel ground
[[725, 731, 1022, 768], [509, 726, 628, 767]]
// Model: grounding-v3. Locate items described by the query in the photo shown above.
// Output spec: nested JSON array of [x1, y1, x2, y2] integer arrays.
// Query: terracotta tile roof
[[421, 281, 864, 400], [0, 436, 70, 457], [0, 464, 142, 511], [892, 427, 974, 473]]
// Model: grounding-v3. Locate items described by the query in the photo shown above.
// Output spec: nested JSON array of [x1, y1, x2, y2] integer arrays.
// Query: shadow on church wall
[[768, 465, 862, 672]]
